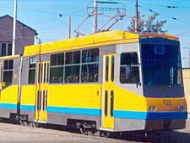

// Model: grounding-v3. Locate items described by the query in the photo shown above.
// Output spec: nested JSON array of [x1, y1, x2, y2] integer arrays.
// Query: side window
[[81, 48, 99, 83], [3, 59, 13, 86], [28, 57, 36, 84], [111, 56, 115, 81], [50, 53, 64, 83], [120, 53, 140, 83], [65, 51, 80, 83]]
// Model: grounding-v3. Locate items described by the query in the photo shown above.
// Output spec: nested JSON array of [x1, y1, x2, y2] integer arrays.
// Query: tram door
[[35, 61, 49, 122], [102, 54, 115, 129]]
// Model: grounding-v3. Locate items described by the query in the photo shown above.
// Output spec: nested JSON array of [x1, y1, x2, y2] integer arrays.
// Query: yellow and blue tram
[[0, 30, 187, 134]]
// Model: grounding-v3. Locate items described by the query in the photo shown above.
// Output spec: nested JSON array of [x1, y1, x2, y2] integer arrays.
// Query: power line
[[139, 5, 190, 26], [138, 5, 190, 37], [142, 2, 190, 9]]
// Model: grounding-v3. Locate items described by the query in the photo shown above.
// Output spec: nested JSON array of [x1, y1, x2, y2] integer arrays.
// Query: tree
[[128, 16, 144, 32], [127, 12, 167, 33], [144, 13, 167, 33]]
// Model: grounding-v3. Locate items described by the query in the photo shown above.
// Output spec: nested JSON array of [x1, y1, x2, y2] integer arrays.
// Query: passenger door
[[101, 54, 115, 129], [35, 61, 49, 122]]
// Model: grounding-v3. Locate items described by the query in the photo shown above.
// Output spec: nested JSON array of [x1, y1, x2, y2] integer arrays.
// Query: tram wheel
[[100, 131, 110, 138], [79, 126, 88, 135], [31, 122, 39, 128], [19, 120, 28, 126]]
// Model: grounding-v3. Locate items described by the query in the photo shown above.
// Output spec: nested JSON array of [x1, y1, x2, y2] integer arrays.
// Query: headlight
[[178, 106, 185, 111], [149, 106, 156, 111]]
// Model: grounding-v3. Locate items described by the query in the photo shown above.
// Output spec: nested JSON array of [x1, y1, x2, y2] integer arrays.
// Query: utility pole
[[135, 0, 139, 33], [68, 16, 72, 38], [12, 0, 18, 56], [93, 0, 98, 33]]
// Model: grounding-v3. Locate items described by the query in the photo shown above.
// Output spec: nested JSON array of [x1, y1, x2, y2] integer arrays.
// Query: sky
[[0, 0, 190, 67]]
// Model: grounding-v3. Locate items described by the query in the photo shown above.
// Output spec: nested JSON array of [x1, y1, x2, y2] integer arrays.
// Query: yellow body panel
[[114, 86, 147, 112], [146, 97, 187, 112], [0, 85, 18, 104], [23, 31, 139, 57], [114, 85, 186, 112], [21, 85, 36, 105], [48, 84, 101, 108]]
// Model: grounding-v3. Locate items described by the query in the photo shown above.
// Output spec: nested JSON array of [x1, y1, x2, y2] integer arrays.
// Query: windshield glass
[[141, 44, 182, 87]]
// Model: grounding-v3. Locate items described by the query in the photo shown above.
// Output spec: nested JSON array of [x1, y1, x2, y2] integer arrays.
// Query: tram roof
[[23, 30, 179, 57]]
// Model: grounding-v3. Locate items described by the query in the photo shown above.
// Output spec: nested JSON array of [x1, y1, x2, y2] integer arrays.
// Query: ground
[[0, 118, 189, 143]]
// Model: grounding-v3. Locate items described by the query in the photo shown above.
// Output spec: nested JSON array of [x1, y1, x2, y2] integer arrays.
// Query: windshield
[[141, 44, 182, 87]]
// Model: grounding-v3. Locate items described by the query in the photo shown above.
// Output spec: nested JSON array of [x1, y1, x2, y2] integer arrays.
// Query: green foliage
[[127, 12, 167, 33]]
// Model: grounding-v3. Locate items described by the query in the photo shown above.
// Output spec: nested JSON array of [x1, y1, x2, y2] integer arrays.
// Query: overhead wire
[[139, 5, 190, 25]]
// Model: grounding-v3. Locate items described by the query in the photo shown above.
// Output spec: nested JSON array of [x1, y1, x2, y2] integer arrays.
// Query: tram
[[0, 30, 187, 134]]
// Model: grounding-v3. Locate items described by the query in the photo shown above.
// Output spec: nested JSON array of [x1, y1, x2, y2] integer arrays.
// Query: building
[[0, 15, 37, 56], [183, 68, 190, 113]]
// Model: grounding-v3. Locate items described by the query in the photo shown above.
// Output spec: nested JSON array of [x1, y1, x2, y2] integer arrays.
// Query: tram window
[[82, 48, 99, 63], [65, 65, 80, 83], [3, 59, 13, 86], [28, 57, 36, 84], [81, 48, 99, 83], [81, 64, 98, 82], [110, 90, 114, 117], [111, 56, 115, 82], [65, 51, 80, 64], [28, 69, 35, 84], [50, 67, 63, 83], [104, 90, 108, 116], [51, 53, 64, 66], [50, 53, 64, 83], [64, 51, 81, 83], [105, 57, 109, 82], [120, 53, 140, 83]]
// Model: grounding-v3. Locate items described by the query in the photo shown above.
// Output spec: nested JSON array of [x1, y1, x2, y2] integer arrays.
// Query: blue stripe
[[114, 110, 188, 120], [20, 105, 36, 111], [0, 103, 187, 120], [0, 103, 35, 111], [47, 106, 101, 116], [0, 103, 17, 110]]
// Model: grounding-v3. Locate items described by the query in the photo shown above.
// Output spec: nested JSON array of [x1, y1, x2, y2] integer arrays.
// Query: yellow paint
[[48, 84, 101, 108], [23, 30, 139, 57], [101, 54, 115, 129], [0, 85, 18, 104], [0, 55, 20, 60], [140, 33, 179, 41], [21, 85, 36, 105], [146, 97, 187, 112], [114, 86, 147, 112], [114, 85, 187, 112], [23, 30, 179, 57], [35, 61, 49, 121]]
